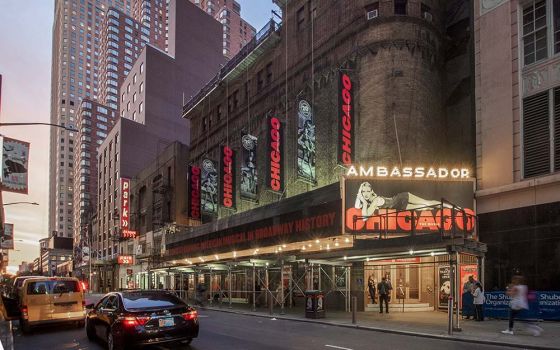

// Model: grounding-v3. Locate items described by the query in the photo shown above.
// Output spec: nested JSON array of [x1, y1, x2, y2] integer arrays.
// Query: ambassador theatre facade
[[162, 165, 485, 316]]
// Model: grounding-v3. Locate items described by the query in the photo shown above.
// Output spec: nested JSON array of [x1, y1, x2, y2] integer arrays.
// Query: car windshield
[[122, 292, 185, 310], [26, 280, 80, 295]]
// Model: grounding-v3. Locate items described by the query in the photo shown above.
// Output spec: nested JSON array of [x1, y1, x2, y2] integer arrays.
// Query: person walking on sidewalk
[[472, 282, 485, 321], [501, 275, 543, 336], [377, 277, 392, 314], [368, 275, 376, 304]]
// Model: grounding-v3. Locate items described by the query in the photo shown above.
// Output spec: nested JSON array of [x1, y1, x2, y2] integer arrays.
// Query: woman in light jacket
[[472, 282, 485, 321]]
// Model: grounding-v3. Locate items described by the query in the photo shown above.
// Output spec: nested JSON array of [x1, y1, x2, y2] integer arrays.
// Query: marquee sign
[[346, 165, 470, 179], [120, 178, 136, 239], [343, 177, 475, 236], [266, 116, 284, 193], [220, 146, 236, 210], [188, 165, 201, 220], [338, 72, 354, 166]]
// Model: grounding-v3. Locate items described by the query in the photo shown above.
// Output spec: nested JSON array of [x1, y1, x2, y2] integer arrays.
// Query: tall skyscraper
[[49, 0, 168, 237], [190, 0, 255, 58]]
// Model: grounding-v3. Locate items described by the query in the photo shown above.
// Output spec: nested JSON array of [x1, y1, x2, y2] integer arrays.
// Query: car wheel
[[20, 319, 31, 334], [107, 328, 123, 350], [86, 320, 95, 341]]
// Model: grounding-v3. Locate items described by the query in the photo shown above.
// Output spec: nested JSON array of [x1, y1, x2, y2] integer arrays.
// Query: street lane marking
[[198, 315, 209, 318], [325, 345, 354, 350]]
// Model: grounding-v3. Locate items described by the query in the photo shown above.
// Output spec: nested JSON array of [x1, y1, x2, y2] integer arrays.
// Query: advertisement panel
[[438, 265, 451, 308], [240, 133, 258, 201], [220, 146, 236, 210], [2, 137, 30, 194], [338, 71, 355, 166], [117, 255, 133, 265], [1, 223, 14, 249], [120, 178, 136, 238], [266, 116, 284, 193], [343, 176, 475, 236], [187, 165, 201, 220], [297, 99, 316, 184], [201, 158, 218, 215]]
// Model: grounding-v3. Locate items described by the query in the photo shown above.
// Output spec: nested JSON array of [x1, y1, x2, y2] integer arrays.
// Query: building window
[[139, 82, 144, 92], [522, 88, 560, 178], [257, 69, 264, 90], [133, 92, 137, 102], [140, 62, 144, 74], [523, 0, 547, 65], [266, 63, 272, 85], [139, 102, 143, 113], [395, 0, 407, 15]]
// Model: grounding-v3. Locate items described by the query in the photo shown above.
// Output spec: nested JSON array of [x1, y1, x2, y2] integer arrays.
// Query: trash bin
[[305, 290, 325, 319]]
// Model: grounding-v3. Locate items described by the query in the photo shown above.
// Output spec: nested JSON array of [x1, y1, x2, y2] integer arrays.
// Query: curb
[[200, 307, 558, 350]]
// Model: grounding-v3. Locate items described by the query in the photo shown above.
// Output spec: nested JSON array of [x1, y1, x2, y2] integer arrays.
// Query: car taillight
[[182, 310, 198, 321], [21, 305, 28, 319], [122, 316, 150, 327]]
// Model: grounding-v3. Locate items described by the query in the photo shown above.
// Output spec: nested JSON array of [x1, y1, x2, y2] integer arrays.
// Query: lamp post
[[3, 202, 39, 206]]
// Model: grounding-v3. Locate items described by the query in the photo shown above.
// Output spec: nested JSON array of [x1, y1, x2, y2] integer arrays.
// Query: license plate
[[158, 318, 174, 327]]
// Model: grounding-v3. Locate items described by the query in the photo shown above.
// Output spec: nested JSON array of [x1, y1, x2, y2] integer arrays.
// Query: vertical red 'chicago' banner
[[266, 116, 284, 193], [220, 145, 236, 210], [338, 71, 354, 166], [188, 165, 201, 220]]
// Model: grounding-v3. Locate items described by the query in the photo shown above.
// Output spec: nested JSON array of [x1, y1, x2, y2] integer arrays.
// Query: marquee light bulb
[[315, 239, 320, 244]]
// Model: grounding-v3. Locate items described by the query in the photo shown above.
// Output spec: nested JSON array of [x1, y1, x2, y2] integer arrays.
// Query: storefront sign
[[120, 178, 136, 239], [438, 266, 451, 308], [267, 116, 284, 193], [220, 146, 236, 210], [338, 72, 354, 166], [240, 133, 258, 200], [201, 158, 218, 215], [1, 223, 14, 249], [167, 200, 341, 257], [1, 137, 30, 194], [188, 165, 201, 220], [117, 255, 133, 265], [347, 165, 470, 179], [297, 99, 316, 184], [343, 178, 475, 236]]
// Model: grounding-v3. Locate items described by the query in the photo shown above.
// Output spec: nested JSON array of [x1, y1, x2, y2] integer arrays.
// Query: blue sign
[[484, 291, 560, 320]]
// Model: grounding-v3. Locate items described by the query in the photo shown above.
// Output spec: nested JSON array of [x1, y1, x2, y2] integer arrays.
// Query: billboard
[[266, 116, 284, 193], [240, 133, 258, 201], [338, 71, 355, 166], [220, 146, 236, 210], [1, 223, 14, 249], [187, 165, 201, 220], [2, 137, 30, 194], [201, 158, 218, 215], [343, 177, 475, 236], [296, 99, 316, 184], [120, 178, 136, 239]]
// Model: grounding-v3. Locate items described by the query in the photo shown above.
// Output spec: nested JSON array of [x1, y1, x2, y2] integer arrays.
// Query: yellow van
[[20, 277, 86, 333]]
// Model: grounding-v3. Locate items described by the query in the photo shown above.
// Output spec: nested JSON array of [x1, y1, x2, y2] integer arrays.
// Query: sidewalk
[[200, 302, 560, 350]]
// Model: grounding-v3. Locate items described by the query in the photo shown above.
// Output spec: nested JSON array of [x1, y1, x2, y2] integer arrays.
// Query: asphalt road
[[13, 310, 517, 350]]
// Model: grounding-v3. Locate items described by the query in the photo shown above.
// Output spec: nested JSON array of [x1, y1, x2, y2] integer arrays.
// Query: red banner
[[220, 146, 236, 209], [338, 71, 354, 166], [117, 255, 133, 264], [188, 165, 201, 220], [267, 116, 284, 193]]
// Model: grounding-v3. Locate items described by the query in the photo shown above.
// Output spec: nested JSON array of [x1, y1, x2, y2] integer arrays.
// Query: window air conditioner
[[366, 10, 378, 20]]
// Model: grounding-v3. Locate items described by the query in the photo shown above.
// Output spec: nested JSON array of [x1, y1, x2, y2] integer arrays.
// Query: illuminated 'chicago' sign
[[346, 165, 470, 179]]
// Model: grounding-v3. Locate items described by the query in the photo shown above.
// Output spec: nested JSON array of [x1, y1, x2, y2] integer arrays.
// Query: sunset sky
[[0, 0, 274, 269]]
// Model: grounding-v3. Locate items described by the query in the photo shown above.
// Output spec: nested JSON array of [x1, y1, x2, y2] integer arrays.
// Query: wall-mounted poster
[[266, 116, 284, 193], [220, 145, 236, 210], [240, 133, 258, 201], [297, 99, 316, 184], [2, 137, 30, 194], [201, 158, 218, 215], [439, 265, 451, 309]]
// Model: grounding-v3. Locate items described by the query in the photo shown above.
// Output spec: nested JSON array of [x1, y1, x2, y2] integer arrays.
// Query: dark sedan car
[[86, 290, 198, 350]]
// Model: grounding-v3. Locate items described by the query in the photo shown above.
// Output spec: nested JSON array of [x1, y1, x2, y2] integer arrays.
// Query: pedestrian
[[501, 275, 543, 336], [377, 276, 392, 314], [367, 275, 377, 304], [463, 275, 477, 319], [472, 282, 484, 321]]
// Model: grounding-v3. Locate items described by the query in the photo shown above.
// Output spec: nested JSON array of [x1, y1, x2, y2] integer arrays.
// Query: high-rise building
[[49, 0, 135, 240], [49, 1, 169, 267], [190, 0, 255, 58]]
